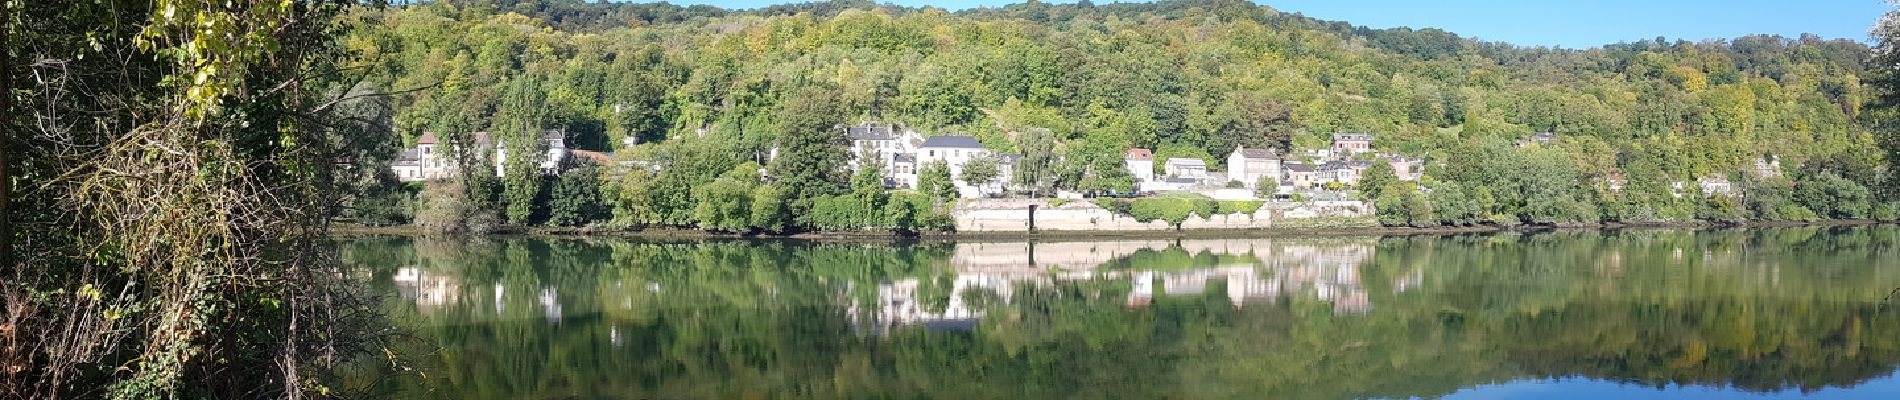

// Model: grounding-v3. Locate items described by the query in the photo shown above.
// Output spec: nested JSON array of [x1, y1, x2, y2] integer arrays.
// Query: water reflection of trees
[[341, 227, 1900, 399]]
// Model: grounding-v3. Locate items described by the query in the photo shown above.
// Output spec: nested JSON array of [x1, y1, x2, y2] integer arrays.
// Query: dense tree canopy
[[350, 0, 1893, 230]]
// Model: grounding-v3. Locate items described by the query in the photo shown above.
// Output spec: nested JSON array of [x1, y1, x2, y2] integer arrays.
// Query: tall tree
[[768, 85, 849, 210]]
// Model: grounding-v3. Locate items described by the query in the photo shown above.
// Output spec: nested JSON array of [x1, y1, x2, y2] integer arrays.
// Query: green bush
[[1129, 198, 1199, 227], [1216, 200, 1264, 215]]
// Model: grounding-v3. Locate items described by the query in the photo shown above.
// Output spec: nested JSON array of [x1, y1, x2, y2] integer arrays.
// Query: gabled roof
[[893, 153, 916, 164], [1332, 133, 1375, 141], [1284, 163, 1314, 173], [394, 149, 422, 166], [1165, 158, 1207, 167], [539, 129, 565, 141], [1125, 148, 1154, 161], [919, 135, 984, 149], [1319, 161, 1350, 171], [1347, 160, 1374, 168], [996, 153, 1023, 163], [1233, 146, 1277, 160], [417, 132, 439, 145], [842, 122, 899, 140]]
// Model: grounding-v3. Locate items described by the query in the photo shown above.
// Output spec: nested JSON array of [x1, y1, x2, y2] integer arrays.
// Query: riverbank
[[329, 219, 1894, 241]]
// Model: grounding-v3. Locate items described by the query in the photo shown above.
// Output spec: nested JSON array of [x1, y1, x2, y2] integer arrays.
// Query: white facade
[[1125, 148, 1156, 189], [1164, 158, 1208, 179], [1226, 146, 1281, 188], [392, 130, 569, 182]]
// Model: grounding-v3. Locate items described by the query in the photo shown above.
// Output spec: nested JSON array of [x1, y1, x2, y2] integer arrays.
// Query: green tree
[[919, 160, 958, 202], [961, 156, 1002, 197], [749, 184, 791, 233], [548, 164, 608, 226], [1014, 128, 1062, 197], [1358, 161, 1399, 200], [768, 86, 849, 211], [694, 163, 763, 232], [1795, 171, 1873, 219]]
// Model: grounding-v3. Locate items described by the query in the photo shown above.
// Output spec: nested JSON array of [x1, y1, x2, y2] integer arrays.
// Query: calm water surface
[[342, 227, 1900, 399]]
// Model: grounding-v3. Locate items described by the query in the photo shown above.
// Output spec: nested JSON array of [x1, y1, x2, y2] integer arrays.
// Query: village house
[[1164, 158, 1209, 180], [1322, 160, 1368, 186], [1226, 145, 1281, 189], [1331, 133, 1374, 155], [843, 121, 924, 173], [392, 130, 569, 182], [1698, 175, 1736, 197], [1125, 148, 1156, 188], [1283, 163, 1317, 188], [1382, 154, 1423, 181]]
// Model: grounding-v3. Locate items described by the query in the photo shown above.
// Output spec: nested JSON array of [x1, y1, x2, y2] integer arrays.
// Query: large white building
[[839, 122, 1011, 198], [391, 130, 570, 182], [1226, 145, 1281, 189]]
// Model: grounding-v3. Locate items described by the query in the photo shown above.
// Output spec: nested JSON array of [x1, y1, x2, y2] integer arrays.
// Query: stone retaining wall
[[953, 199, 1374, 232]]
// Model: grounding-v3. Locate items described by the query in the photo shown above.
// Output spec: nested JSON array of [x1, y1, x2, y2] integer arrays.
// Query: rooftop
[[1333, 133, 1375, 141], [1233, 146, 1277, 159], [842, 122, 900, 140], [919, 135, 985, 149], [1165, 158, 1207, 167], [1125, 148, 1154, 161], [1284, 163, 1314, 172]]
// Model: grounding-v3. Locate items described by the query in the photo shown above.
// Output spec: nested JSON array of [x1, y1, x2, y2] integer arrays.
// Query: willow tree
[[3, 0, 391, 398]]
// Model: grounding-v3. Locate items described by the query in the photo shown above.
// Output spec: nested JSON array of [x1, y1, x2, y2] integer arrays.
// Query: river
[[339, 226, 1900, 399]]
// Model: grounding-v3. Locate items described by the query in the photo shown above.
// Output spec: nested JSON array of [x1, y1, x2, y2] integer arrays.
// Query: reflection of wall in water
[[394, 267, 461, 310], [393, 267, 568, 324], [860, 239, 1396, 331]]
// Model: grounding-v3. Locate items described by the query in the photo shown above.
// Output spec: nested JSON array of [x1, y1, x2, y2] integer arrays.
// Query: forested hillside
[[346, 0, 1896, 230]]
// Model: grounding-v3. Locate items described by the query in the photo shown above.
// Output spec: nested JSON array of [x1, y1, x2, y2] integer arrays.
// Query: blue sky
[[668, 0, 1890, 49]]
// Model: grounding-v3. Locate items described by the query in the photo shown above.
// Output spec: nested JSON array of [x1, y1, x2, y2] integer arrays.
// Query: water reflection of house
[[857, 238, 1403, 332], [393, 267, 460, 311]]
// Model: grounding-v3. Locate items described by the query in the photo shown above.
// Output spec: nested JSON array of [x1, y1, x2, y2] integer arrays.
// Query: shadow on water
[[338, 226, 1900, 399]]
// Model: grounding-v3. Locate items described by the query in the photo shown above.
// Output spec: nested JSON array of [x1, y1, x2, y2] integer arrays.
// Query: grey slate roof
[[1348, 160, 1374, 168], [394, 149, 422, 166], [1319, 161, 1350, 171], [996, 153, 1023, 163], [919, 135, 984, 149], [892, 154, 915, 164], [1166, 158, 1207, 167], [1235, 147, 1278, 159], [1284, 163, 1314, 173], [844, 124, 898, 140], [1332, 133, 1375, 141]]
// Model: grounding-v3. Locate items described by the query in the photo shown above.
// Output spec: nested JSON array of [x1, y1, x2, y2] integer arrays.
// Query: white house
[[1164, 158, 1208, 179], [1226, 145, 1281, 188], [493, 130, 568, 177], [1125, 148, 1156, 188], [843, 121, 924, 173], [915, 135, 991, 197], [391, 130, 569, 182]]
